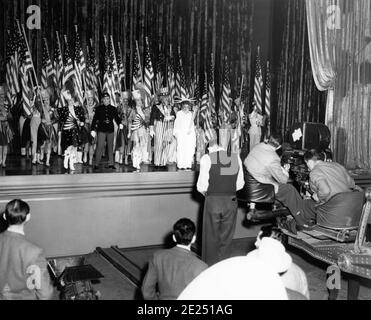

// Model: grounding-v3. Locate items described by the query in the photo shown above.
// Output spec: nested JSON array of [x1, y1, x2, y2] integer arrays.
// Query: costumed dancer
[[82, 90, 97, 166], [248, 103, 263, 152], [91, 92, 122, 169], [149, 87, 176, 167], [58, 89, 85, 171], [0, 86, 14, 168], [113, 91, 121, 163], [116, 91, 133, 165], [37, 89, 58, 167], [129, 90, 149, 172], [30, 89, 42, 165], [173, 96, 198, 171]]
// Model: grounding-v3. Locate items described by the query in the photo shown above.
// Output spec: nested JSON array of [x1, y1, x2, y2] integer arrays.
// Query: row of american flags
[[5, 21, 272, 145]]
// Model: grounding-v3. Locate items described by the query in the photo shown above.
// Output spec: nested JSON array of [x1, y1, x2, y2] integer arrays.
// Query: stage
[[1, 153, 371, 258]]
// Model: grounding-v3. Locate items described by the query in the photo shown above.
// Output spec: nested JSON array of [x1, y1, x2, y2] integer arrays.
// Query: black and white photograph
[[0, 0, 371, 306]]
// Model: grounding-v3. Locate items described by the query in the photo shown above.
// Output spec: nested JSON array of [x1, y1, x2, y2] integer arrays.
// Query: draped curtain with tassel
[[274, 0, 327, 140], [306, 0, 371, 169]]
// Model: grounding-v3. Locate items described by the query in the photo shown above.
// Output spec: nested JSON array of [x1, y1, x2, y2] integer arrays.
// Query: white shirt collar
[[176, 244, 191, 251], [7, 225, 25, 236]]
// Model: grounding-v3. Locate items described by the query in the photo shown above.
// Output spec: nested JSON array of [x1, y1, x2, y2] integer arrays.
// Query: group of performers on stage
[[0, 82, 269, 172]]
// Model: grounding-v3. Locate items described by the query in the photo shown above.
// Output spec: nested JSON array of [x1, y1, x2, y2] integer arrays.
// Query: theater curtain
[[274, 0, 327, 140], [306, 0, 371, 169]]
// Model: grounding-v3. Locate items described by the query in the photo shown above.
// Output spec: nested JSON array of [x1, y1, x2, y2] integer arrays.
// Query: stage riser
[[0, 172, 261, 257]]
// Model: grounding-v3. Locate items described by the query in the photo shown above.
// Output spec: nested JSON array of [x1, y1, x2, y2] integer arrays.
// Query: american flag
[[253, 46, 263, 113], [19, 31, 34, 117], [103, 36, 116, 106], [167, 58, 176, 104], [89, 39, 101, 93], [109, 37, 120, 92], [41, 38, 56, 89], [264, 60, 271, 136], [200, 80, 216, 143], [177, 52, 188, 98], [208, 53, 216, 120], [117, 43, 125, 91], [132, 43, 142, 90], [62, 36, 77, 98], [74, 28, 85, 106], [143, 37, 154, 100], [5, 27, 21, 107], [53, 32, 64, 108], [85, 43, 99, 103], [220, 56, 231, 125]]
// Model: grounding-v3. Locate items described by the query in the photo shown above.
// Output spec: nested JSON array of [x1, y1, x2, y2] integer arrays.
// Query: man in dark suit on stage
[[141, 218, 208, 300], [0, 199, 54, 300], [91, 92, 123, 169]]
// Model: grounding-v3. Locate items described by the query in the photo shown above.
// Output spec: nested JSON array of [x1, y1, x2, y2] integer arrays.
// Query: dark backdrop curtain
[[272, 0, 327, 141]]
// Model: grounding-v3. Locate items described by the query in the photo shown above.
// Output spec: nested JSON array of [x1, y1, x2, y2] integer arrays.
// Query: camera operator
[[277, 149, 364, 233]]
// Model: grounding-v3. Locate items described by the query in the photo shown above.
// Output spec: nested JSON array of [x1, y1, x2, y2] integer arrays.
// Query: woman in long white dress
[[173, 97, 198, 170]]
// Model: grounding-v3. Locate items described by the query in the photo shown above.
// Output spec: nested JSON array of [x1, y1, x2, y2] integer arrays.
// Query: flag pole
[[18, 20, 44, 110]]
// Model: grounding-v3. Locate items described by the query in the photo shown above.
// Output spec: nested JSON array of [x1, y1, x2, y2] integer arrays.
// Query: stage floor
[[0, 154, 194, 176]]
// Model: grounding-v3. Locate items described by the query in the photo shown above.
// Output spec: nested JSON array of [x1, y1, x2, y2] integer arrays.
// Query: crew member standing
[[197, 132, 245, 266], [91, 92, 123, 169]]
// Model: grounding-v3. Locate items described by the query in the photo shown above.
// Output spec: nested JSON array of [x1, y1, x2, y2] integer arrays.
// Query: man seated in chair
[[244, 132, 290, 215], [277, 149, 364, 233]]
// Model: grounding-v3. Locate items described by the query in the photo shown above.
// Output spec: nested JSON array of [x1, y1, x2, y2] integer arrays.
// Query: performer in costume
[[113, 91, 121, 163], [149, 87, 176, 167], [30, 89, 43, 165], [82, 90, 97, 166], [116, 91, 133, 165], [248, 103, 263, 152], [129, 90, 149, 172], [0, 86, 13, 168], [173, 96, 198, 170], [91, 92, 122, 169], [37, 89, 58, 167], [58, 89, 86, 171]]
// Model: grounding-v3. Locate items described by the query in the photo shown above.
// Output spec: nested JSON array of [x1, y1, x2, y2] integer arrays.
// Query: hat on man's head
[[247, 237, 292, 274], [132, 90, 142, 101], [158, 87, 170, 96], [85, 90, 94, 99], [102, 91, 110, 98], [121, 91, 131, 99]]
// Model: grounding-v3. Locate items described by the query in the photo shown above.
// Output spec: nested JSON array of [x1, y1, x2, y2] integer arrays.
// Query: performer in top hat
[[116, 91, 133, 165], [0, 86, 13, 168], [173, 96, 198, 170], [149, 87, 176, 167], [91, 91, 123, 169], [82, 90, 97, 166]]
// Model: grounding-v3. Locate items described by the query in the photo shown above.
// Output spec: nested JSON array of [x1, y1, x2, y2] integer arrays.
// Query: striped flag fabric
[[73, 29, 85, 106], [41, 38, 56, 89], [253, 46, 263, 113], [103, 36, 116, 106], [116, 45, 125, 91], [167, 59, 176, 104], [220, 56, 231, 125], [62, 36, 75, 88], [208, 53, 216, 120], [109, 37, 120, 92], [143, 37, 154, 99], [132, 44, 142, 90], [19, 35, 34, 117], [5, 27, 21, 107], [264, 60, 271, 137], [200, 81, 216, 143], [177, 54, 188, 98], [53, 33, 64, 91]]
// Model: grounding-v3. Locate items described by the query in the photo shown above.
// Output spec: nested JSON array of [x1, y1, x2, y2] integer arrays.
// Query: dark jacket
[[91, 104, 121, 133], [0, 231, 54, 300], [141, 246, 208, 300]]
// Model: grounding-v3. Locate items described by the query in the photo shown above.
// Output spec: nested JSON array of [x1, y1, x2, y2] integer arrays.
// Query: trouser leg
[[106, 132, 114, 165], [219, 196, 238, 262], [95, 132, 107, 166], [276, 184, 317, 225]]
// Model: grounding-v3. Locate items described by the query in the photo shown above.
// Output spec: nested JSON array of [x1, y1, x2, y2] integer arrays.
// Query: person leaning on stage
[[276, 149, 364, 233], [91, 91, 123, 170], [197, 131, 245, 266], [141, 218, 208, 300], [0, 199, 54, 300]]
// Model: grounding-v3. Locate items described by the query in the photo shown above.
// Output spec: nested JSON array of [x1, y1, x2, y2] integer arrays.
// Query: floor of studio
[[52, 238, 371, 300]]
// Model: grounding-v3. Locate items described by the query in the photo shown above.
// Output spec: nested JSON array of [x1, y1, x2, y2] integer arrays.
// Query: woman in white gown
[[173, 97, 198, 170]]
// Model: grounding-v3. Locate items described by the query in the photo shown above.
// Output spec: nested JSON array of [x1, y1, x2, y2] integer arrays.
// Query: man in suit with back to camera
[[0, 199, 54, 300], [91, 91, 123, 169], [141, 218, 208, 300]]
